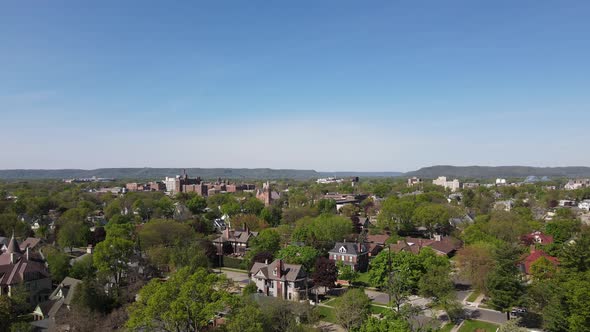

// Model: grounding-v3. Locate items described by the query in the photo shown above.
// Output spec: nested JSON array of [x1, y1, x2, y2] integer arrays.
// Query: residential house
[[365, 234, 390, 257], [494, 199, 514, 212], [565, 179, 590, 190], [0, 234, 52, 305], [449, 213, 475, 228], [407, 177, 422, 187], [329, 241, 369, 272], [350, 216, 370, 233], [323, 193, 369, 212], [250, 259, 307, 301], [519, 249, 558, 276], [558, 199, 577, 207], [213, 227, 258, 256], [521, 231, 554, 246], [578, 200, 590, 212], [390, 235, 461, 257], [31, 277, 82, 331]]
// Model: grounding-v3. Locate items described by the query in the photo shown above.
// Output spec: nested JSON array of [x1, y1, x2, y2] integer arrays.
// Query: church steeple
[[6, 230, 22, 255]]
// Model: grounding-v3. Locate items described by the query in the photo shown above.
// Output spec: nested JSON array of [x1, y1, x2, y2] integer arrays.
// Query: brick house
[[329, 242, 369, 272], [0, 234, 52, 306], [250, 259, 307, 301]]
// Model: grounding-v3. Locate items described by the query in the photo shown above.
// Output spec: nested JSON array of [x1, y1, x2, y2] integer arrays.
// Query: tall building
[[433, 176, 461, 192]]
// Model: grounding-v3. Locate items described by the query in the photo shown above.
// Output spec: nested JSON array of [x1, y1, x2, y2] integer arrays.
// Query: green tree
[[242, 197, 265, 215], [126, 267, 231, 332], [317, 199, 336, 214], [487, 245, 524, 319], [412, 204, 449, 237], [260, 205, 282, 227], [70, 254, 96, 280], [0, 295, 14, 332], [358, 311, 412, 332], [418, 264, 453, 304], [377, 197, 416, 231], [249, 229, 281, 255], [186, 195, 207, 214], [225, 300, 264, 332], [46, 250, 71, 283], [276, 245, 320, 271], [93, 237, 134, 285], [337, 261, 359, 286], [334, 288, 371, 331], [58, 220, 89, 252], [530, 256, 558, 281]]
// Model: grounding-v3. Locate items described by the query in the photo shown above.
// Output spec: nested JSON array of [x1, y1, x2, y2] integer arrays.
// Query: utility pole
[[387, 243, 392, 305]]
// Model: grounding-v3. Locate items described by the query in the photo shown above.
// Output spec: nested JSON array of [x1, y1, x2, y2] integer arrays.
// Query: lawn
[[439, 323, 456, 332], [316, 306, 337, 324], [355, 272, 371, 286], [370, 305, 391, 315], [458, 320, 499, 332], [466, 291, 480, 303]]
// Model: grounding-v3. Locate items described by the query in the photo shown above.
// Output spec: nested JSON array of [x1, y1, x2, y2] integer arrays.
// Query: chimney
[[358, 242, 362, 253], [25, 247, 30, 260], [224, 226, 230, 239], [264, 259, 269, 265], [277, 259, 283, 278], [87, 244, 93, 254], [434, 234, 442, 242], [10, 253, 15, 264]]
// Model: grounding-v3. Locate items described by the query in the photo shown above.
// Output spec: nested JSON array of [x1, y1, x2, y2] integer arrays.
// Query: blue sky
[[1, 1, 589, 171]]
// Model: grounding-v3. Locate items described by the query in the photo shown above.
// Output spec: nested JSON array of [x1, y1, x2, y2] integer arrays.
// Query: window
[[341, 255, 345, 261], [349, 256, 353, 262], [333, 254, 337, 260]]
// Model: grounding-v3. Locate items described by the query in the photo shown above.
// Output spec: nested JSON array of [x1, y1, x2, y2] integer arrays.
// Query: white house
[[579, 200, 590, 212], [433, 176, 461, 192]]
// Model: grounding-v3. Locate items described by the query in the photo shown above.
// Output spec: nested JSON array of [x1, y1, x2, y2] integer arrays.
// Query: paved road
[[219, 269, 507, 325]]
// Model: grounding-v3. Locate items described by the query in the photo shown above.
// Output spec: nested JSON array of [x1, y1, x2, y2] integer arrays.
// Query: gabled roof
[[50, 277, 82, 306], [213, 229, 258, 244], [329, 242, 368, 256], [522, 250, 559, 275], [19, 237, 41, 251], [366, 234, 390, 245], [250, 259, 305, 282]]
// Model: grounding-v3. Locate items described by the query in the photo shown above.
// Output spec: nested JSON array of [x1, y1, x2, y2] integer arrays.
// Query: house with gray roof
[[31, 277, 82, 331], [249, 259, 307, 301], [329, 241, 369, 272], [213, 226, 258, 256]]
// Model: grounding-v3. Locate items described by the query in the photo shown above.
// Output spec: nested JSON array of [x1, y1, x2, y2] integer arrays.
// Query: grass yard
[[466, 291, 480, 303], [316, 306, 337, 324], [458, 320, 499, 332], [355, 272, 371, 286], [439, 323, 456, 332], [370, 305, 391, 315]]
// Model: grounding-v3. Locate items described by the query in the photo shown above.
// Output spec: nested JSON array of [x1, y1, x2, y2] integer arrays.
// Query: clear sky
[[1, 1, 589, 172]]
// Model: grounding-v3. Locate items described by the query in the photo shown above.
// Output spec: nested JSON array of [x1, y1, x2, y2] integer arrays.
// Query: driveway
[[220, 269, 250, 286]]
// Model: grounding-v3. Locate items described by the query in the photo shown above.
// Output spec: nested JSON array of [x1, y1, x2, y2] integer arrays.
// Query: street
[[220, 269, 507, 325]]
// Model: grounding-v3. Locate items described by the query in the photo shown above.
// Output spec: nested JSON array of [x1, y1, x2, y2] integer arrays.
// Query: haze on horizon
[[1, 1, 589, 172]]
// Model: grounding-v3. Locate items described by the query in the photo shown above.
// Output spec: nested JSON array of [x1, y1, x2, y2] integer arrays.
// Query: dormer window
[[273, 268, 277, 276], [339, 246, 347, 254]]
